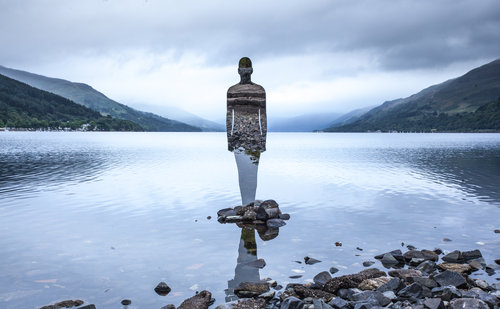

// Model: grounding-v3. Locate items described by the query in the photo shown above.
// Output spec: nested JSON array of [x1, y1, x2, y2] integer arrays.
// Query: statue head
[[238, 57, 253, 84]]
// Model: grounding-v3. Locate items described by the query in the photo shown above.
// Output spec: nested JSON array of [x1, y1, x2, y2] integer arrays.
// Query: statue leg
[[233, 149, 260, 205]]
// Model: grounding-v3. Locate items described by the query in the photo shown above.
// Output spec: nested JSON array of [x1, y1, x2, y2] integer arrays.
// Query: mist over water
[[0, 132, 499, 308]]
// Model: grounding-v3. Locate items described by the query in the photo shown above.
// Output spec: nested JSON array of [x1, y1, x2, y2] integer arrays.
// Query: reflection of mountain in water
[[397, 147, 500, 205], [418, 149, 500, 205], [0, 148, 107, 198]]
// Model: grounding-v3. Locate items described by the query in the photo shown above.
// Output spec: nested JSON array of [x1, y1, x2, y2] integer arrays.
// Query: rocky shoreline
[[37, 247, 500, 309], [38, 245, 500, 309], [210, 245, 498, 309], [220, 246, 499, 309], [38, 201, 499, 309]]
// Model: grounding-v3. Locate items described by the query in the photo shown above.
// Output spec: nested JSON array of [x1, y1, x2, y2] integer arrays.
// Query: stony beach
[[38, 245, 500, 309], [37, 200, 499, 309]]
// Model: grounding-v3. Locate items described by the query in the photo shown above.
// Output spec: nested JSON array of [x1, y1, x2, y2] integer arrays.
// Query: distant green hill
[[0, 74, 143, 131], [0, 65, 201, 132], [326, 59, 500, 132]]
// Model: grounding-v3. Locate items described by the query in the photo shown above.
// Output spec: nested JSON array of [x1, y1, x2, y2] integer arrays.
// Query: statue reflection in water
[[225, 57, 267, 301]]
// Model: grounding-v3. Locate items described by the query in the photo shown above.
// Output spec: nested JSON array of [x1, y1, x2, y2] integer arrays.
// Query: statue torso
[[227, 83, 266, 152]]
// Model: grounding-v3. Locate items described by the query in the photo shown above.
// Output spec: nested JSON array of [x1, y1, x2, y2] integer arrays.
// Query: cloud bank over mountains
[[1, 0, 499, 119]]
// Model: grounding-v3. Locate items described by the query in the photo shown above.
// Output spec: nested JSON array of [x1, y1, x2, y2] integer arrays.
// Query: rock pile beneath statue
[[217, 200, 290, 241], [217, 199, 290, 228]]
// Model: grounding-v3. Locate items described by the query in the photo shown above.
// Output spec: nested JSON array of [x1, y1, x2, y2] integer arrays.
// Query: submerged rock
[[329, 267, 339, 274], [39, 300, 84, 309], [256, 226, 279, 241], [154, 282, 172, 296], [362, 261, 375, 267], [178, 290, 212, 309], [246, 258, 266, 269], [305, 256, 322, 265], [313, 271, 332, 288]]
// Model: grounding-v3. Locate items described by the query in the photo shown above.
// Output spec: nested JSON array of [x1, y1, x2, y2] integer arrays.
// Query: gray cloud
[[1, 0, 499, 70]]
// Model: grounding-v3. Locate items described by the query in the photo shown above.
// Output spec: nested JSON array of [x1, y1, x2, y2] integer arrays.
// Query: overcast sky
[[1, 0, 499, 120]]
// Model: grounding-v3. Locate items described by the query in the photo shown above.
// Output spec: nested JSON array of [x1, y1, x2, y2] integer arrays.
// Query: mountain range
[[131, 103, 225, 131], [0, 65, 201, 132], [325, 59, 500, 132], [0, 73, 142, 131], [1, 59, 499, 133], [268, 112, 342, 132]]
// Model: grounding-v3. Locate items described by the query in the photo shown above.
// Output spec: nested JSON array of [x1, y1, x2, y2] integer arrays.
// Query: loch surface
[[0, 132, 499, 308]]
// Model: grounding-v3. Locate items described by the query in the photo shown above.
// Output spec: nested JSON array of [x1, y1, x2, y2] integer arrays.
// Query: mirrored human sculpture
[[227, 57, 266, 153], [225, 57, 267, 301], [227, 57, 267, 205]]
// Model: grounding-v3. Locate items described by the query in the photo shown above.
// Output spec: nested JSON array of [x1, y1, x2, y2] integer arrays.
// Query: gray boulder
[[432, 270, 466, 287], [178, 290, 212, 309], [328, 298, 349, 309], [234, 281, 269, 298], [397, 282, 423, 299], [431, 285, 462, 301], [442, 250, 463, 263], [281, 296, 304, 309], [313, 271, 332, 288], [449, 298, 488, 309], [423, 298, 444, 309], [313, 299, 334, 309]]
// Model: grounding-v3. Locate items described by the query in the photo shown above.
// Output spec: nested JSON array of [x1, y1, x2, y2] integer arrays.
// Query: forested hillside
[[0, 65, 201, 132], [0, 74, 143, 131], [326, 59, 500, 132]]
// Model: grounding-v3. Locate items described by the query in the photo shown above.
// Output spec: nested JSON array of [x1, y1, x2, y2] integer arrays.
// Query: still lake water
[[0, 132, 499, 308]]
